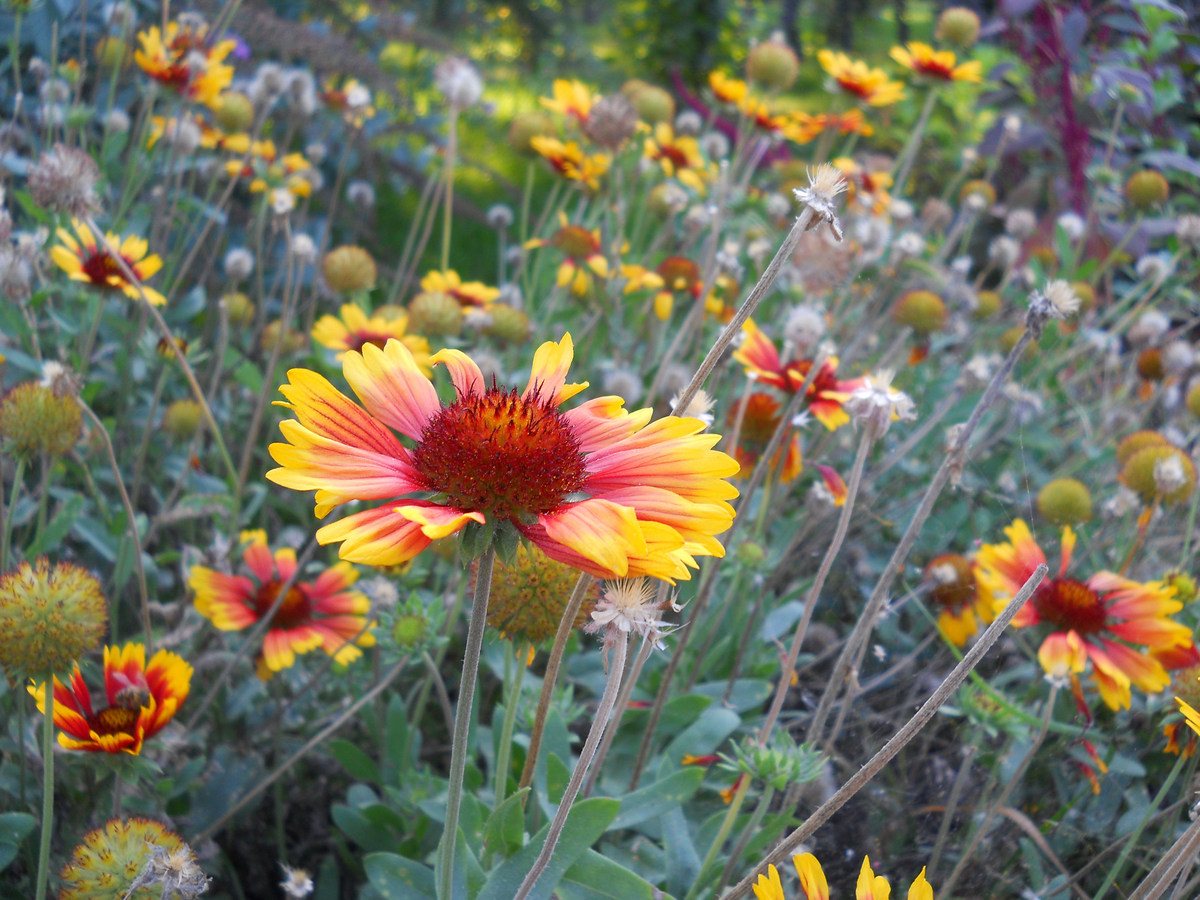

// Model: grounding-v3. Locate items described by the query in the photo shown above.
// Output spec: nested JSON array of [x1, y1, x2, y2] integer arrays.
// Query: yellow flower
[[50, 219, 167, 306], [753, 854, 934, 900], [643, 123, 710, 192], [890, 42, 983, 83], [539, 78, 595, 122], [312, 303, 432, 370], [709, 71, 749, 105], [818, 50, 906, 106], [419, 270, 500, 307], [524, 214, 609, 296], [134, 21, 235, 108], [530, 136, 610, 191]]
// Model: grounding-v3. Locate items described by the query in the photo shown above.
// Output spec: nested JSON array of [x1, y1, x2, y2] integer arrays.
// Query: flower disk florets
[[0, 559, 107, 676], [413, 387, 588, 521]]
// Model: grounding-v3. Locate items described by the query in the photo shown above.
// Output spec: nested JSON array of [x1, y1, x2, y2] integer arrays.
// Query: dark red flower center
[[1033, 578, 1108, 635], [90, 705, 139, 737], [837, 76, 872, 99], [915, 59, 954, 80], [80, 250, 128, 288], [412, 387, 588, 520], [253, 579, 311, 628], [552, 226, 599, 260], [655, 144, 691, 170], [347, 330, 398, 353], [728, 392, 781, 448]]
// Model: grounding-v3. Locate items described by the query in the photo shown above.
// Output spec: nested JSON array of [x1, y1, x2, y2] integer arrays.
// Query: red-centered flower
[[134, 21, 235, 107], [419, 270, 501, 307], [733, 320, 861, 430], [189, 530, 375, 679], [524, 215, 609, 296], [30, 643, 191, 755], [266, 334, 740, 582], [890, 42, 982, 83], [50, 220, 167, 306], [977, 519, 1192, 710]]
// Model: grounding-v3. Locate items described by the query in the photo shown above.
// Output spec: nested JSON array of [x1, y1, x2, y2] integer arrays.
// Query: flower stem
[[440, 108, 459, 273], [512, 631, 628, 900], [758, 421, 875, 748], [724, 563, 1046, 900], [518, 572, 592, 793], [34, 670, 54, 900], [808, 325, 1038, 746], [1127, 810, 1200, 900], [437, 545, 494, 900], [492, 642, 529, 809], [892, 87, 938, 199], [685, 776, 751, 900], [940, 684, 1059, 896], [1, 455, 26, 574]]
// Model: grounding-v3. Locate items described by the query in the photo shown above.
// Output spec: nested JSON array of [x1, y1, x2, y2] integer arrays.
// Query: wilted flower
[[1135, 252, 1175, 285], [58, 818, 208, 900], [279, 864, 314, 898], [28, 144, 102, 218], [434, 56, 484, 109], [843, 370, 916, 435], [587, 577, 679, 653]]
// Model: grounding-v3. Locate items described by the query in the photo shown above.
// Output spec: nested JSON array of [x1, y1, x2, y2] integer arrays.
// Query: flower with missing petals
[[843, 370, 916, 435], [793, 164, 847, 240], [280, 863, 314, 898], [586, 577, 679, 653]]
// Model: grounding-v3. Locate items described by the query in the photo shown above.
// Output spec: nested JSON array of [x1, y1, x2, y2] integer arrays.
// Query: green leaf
[[363, 852, 436, 899], [477, 798, 619, 900], [609, 768, 703, 831], [26, 493, 84, 556], [232, 358, 264, 393], [384, 695, 410, 785], [662, 707, 740, 765], [557, 849, 662, 900], [330, 739, 381, 784], [483, 788, 529, 861], [0, 812, 36, 872], [662, 806, 700, 896], [546, 752, 570, 805]]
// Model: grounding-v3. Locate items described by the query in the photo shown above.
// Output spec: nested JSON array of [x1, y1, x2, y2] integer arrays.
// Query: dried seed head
[[323, 246, 377, 294], [28, 143, 102, 218], [223, 247, 255, 281], [583, 93, 639, 149], [435, 56, 484, 109], [1004, 208, 1037, 240], [844, 370, 916, 436]]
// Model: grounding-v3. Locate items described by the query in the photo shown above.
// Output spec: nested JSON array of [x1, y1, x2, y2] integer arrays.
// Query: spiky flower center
[[92, 705, 140, 736], [413, 387, 587, 520], [253, 580, 311, 627], [80, 249, 129, 288], [1034, 578, 1107, 635], [552, 226, 599, 260]]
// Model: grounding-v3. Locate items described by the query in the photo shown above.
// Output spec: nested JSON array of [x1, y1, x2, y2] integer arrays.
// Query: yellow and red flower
[[525, 215, 609, 296], [977, 519, 1192, 710], [134, 20, 235, 108], [540, 79, 596, 123], [189, 530, 375, 679], [266, 334, 739, 582], [709, 71, 749, 106], [727, 392, 803, 483], [643, 123, 709, 192], [890, 42, 983, 83], [789, 109, 875, 145], [312, 304, 432, 368], [923, 553, 994, 646], [50, 220, 167, 306], [30, 643, 192, 755], [530, 136, 610, 191], [733, 321, 860, 430], [817, 50, 906, 106], [419, 269, 500, 307], [753, 853, 933, 900]]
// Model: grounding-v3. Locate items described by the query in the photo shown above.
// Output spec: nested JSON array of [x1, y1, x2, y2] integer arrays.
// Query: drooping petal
[[524, 333, 588, 406], [531, 498, 646, 578], [316, 505, 439, 566], [396, 503, 486, 540], [430, 347, 486, 398]]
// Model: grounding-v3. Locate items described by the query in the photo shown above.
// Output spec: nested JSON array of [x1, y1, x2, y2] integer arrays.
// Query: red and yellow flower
[[525, 215, 610, 296], [924, 553, 994, 646], [312, 304, 432, 368], [419, 270, 500, 307], [30, 643, 192, 755], [644, 123, 710, 192], [189, 530, 375, 679], [890, 42, 983, 83], [727, 392, 803, 483], [709, 71, 749, 106], [753, 853, 933, 900], [530, 136, 610, 190], [50, 220, 167, 306], [977, 519, 1192, 710], [789, 109, 875, 144], [266, 334, 740, 582], [833, 157, 894, 214], [733, 321, 860, 430], [134, 20, 235, 108], [818, 50, 906, 106], [540, 79, 596, 123]]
